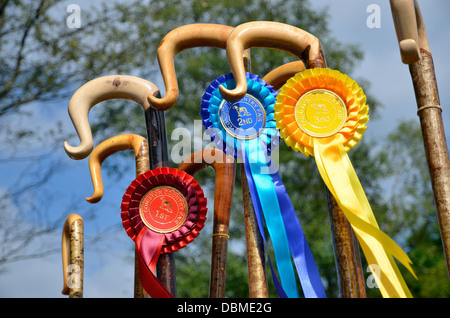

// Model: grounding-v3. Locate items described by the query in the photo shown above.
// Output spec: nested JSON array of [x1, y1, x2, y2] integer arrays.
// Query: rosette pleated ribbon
[[200, 72, 326, 298], [121, 167, 207, 298], [274, 68, 416, 298]]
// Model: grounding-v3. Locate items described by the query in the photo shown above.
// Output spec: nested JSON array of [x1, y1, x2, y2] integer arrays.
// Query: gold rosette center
[[295, 89, 347, 138], [274, 68, 369, 157], [139, 186, 188, 234]]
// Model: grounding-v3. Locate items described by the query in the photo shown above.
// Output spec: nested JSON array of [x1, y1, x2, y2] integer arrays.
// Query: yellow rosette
[[275, 68, 416, 298]]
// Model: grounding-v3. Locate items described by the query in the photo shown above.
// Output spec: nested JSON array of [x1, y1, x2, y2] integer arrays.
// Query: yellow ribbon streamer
[[274, 68, 417, 298], [314, 135, 415, 297]]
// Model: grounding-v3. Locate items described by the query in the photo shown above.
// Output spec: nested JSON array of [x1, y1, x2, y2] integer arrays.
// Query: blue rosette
[[200, 72, 326, 298], [200, 72, 279, 158]]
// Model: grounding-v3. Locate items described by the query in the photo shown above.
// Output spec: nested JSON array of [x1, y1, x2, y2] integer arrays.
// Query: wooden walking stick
[[145, 25, 237, 292], [87, 134, 212, 298], [149, 23, 270, 297], [178, 148, 235, 298], [63, 75, 177, 295], [145, 25, 235, 291], [221, 21, 370, 297], [241, 49, 269, 297], [61, 213, 84, 298], [390, 0, 450, 277], [141, 109, 175, 294], [86, 133, 150, 298]]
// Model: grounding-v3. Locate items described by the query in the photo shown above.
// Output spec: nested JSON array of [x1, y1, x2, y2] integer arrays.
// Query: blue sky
[[0, 0, 449, 298]]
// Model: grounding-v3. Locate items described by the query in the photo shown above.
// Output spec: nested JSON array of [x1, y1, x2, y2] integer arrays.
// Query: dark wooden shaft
[[145, 104, 177, 296], [241, 49, 269, 297], [209, 160, 235, 297], [241, 164, 269, 297], [306, 52, 366, 298], [178, 149, 235, 297]]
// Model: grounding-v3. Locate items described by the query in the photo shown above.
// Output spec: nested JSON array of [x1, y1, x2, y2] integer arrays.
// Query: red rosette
[[120, 167, 207, 298], [121, 167, 208, 254]]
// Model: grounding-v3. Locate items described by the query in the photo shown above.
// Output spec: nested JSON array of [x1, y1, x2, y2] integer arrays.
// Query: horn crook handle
[[390, 0, 430, 64], [64, 75, 159, 160], [62, 213, 84, 298], [86, 134, 149, 203], [219, 21, 326, 101], [178, 148, 236, 298], [86, 134, 149, 298], [147, 24, 234, 111], [262, 61, 306, 91]]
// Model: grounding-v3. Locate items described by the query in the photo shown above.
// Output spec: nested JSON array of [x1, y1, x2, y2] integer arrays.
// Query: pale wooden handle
[[262, 61, 306, 91], [61, 214, 84, 297], [219, 21, 325, 101], [147, 24, 234, 111], [390, 0, 430, 64], [86, 134, 149, 203], [64, 76, 159, 160]]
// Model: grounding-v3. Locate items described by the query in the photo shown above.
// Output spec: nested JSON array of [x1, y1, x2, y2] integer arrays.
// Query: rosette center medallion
[[139, 186, 188, 234], [295, 89, 347, 138], [219, 94, 266, 140]]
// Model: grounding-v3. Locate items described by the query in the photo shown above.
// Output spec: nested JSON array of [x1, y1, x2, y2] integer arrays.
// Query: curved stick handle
[[64, 75, 159, 160], [147, 24, 234, 111], [178, 148, 235, 298], [390, 0, 430, 64], [86, 134, 149, 203], [62, 213, 84, 297], [178, 148, 235, 232], [219, 21, 325, 101], [262, 61, 306, 91]]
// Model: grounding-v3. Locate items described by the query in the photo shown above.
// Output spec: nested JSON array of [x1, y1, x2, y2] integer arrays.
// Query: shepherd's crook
[[64, 75, 159, 160], [219, 21, 325, 102], [63, 75, 176, 294], [178, 148, 235, 298], [147, 24, 234, 111], [87, 134, 149, 297], [146, 24, 236, 293], [390, 0, 450, 277], [224, 21, 367, 297], [148, 23, 268, 296], [86, 134, 149, 203], [61, 214, 84, 298]]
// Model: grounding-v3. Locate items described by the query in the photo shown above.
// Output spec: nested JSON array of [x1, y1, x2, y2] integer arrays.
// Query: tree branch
[[0, 0, 46, 101]]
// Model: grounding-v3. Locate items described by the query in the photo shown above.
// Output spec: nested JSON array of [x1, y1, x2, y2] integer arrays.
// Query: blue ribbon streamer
[[244, 139, 299, 297], [200, 72, 326, 298], [241, 147, 287, 298], [270, 168, 327, 298]]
